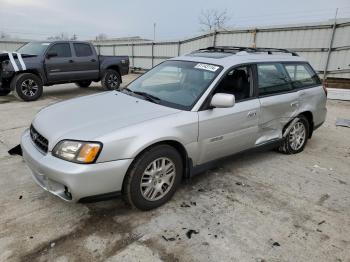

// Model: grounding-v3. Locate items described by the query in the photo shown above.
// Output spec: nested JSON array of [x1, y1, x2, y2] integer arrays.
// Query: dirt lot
[[0, 75, 349, 262]]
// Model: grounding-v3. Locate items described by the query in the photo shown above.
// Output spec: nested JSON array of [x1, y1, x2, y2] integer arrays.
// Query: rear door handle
[[247, 111, 257, 118], [91, 59, 96, 62], [291, 101, 299, 107], [69, 59, 74, 63]]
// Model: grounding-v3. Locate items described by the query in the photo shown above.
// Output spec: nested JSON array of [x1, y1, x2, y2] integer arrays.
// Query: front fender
[[96, 111, 199, 163]]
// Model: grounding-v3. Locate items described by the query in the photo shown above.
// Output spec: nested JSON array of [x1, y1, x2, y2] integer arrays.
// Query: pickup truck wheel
[[12, 73, 43, 102], [278, 116, 309, 154], [75, 81, 92, 88], [0, 89, 11, 96], [102, 69, 121, 90], [123, 145, 183, 210]]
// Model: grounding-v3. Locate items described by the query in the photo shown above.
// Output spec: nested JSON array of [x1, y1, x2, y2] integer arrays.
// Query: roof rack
[[195, 46, 299, 56]]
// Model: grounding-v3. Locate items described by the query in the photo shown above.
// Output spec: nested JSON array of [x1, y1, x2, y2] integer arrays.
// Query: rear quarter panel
[[99, 56, 129, 76], [298, 85, 327, 127]]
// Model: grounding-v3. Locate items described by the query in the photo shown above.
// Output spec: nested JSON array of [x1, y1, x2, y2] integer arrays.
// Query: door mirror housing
[[46, 52, 58, 59], [210, 93, 235, 108]]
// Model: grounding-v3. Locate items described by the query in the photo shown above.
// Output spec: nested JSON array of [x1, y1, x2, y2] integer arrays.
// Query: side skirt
[[188, 139, 283, 178]]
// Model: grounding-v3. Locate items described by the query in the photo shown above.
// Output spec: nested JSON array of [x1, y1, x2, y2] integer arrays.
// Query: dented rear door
[[255, 63, 298, 145]]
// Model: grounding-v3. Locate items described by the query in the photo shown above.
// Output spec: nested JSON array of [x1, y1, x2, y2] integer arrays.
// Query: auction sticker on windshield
[[194, 63, 219, 72]]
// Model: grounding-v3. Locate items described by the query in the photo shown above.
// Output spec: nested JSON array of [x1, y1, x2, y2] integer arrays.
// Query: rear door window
[[284, 63, 319, 88], [48, 43, 72, 58], [257, 63, 292, 96], [74, 43, 93, 57]]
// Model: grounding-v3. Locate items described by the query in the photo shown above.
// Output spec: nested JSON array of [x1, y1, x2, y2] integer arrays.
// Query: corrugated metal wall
[[0, 41, 25, 52], [1, 19, 349, 79]]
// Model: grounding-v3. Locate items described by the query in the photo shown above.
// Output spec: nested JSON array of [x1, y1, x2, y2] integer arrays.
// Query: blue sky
[[0, 0, 349, 41]]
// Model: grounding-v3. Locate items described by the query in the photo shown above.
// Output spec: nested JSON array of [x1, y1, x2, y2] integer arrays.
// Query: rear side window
[[48, 43, 72, 57], [257, 63, 292, 96], [74, 43, 93, 57], [284, 63, 319, 88]]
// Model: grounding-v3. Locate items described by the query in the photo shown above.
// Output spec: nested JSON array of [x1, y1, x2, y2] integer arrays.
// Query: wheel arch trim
[[124, 139, 191, 184], [11, 70, 44, 90]]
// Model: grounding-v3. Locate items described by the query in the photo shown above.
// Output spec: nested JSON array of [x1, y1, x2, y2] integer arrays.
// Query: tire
[[123, 145, 183, 210], [278, 115, 309, 154], [75, 81, 92, 88], [101, 69, 121, 90], [0, 88, 11, 96], [12, 73, 43, 101]]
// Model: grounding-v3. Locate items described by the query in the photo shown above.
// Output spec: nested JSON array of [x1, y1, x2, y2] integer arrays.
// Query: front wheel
[[278, 115, 309, 154], [12, 73, 43, 101], [101, 69, 121, 90], [123, 145, 183, 210]]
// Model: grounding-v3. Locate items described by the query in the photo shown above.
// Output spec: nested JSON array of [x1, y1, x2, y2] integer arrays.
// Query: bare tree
[[46, 33, 78, 41], [199, 9, 230, 32], [47, 33, 70, 40], [95, 33, 108, 41]]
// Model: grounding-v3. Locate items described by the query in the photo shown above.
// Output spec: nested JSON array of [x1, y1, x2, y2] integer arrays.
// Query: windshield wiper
[[119, 88, 161, 104], [119, 87, 133, 93], [133, 91, 161, 104]]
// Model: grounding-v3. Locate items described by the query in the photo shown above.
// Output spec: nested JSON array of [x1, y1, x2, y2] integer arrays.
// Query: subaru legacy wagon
[[21, 46, 327, 210]]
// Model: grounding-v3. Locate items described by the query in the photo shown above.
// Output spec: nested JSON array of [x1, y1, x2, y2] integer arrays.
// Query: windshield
[[126, 60, 222, 110], [17, 42, 50, 55]]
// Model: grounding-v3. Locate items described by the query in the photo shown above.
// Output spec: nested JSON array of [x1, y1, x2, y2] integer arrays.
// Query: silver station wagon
[[21, 46, 327, 210]]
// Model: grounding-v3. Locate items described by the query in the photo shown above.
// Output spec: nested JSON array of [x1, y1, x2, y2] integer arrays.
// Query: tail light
[[323, 79, 328, 96]]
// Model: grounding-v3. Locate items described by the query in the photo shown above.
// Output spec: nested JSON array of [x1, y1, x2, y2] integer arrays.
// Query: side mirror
[[210, 93, 235, 108], [46, 52, 58, 59]]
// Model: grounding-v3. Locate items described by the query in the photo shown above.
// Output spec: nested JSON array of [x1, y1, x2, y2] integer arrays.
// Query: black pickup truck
[[0, 41, 129, 101]]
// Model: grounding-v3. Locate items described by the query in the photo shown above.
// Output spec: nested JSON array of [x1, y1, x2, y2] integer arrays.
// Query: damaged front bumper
[[20, 129, 133, 202]]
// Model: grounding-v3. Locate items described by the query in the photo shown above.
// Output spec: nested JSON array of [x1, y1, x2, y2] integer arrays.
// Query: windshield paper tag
[[194, 63, 219, 72]]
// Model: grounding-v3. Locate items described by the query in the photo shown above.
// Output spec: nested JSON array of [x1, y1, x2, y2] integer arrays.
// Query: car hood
[[32, 91, 180, 150], [0, 52, 37, 62]]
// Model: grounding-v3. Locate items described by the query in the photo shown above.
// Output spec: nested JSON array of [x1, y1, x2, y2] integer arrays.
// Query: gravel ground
[[0, 75, 349, 262]]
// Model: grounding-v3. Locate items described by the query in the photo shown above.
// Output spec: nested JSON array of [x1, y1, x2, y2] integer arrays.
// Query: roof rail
[[195, 46, 299, 56]]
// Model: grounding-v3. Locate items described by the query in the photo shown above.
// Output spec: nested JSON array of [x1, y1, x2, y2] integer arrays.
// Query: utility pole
[[323, 8, 338, 80], [153, 23, 156, 42]]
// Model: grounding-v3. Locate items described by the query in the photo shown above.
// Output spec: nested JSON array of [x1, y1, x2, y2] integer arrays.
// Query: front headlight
[[52, 140, 102, 164]]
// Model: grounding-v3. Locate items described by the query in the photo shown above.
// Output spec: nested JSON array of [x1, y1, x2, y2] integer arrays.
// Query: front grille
[[30, 125, 48, 153]]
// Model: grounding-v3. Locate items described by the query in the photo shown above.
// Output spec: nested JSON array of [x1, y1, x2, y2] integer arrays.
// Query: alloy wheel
[[21, 79, 38, 97], [140, 157, 176, 201], [107, 74, 119, 89], [288, 121, 306, 151]]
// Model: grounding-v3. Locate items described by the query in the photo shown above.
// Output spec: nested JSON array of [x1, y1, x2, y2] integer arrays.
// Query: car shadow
[[0, 84, 107, 103]]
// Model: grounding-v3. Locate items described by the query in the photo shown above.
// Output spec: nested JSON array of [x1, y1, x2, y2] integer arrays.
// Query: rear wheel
[[278, 115, 309, 154], [12, 73, 43, 101], [123, 145, 183, 210], [75, 81, 92, 88], [101, 69, 121, 90]]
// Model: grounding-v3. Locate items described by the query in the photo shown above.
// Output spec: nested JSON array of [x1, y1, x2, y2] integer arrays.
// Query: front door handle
[[247, 111, 257, 118], [69, 59, 74, 63], [91, 59, 96, 62], [291, 101, 299, 107]]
